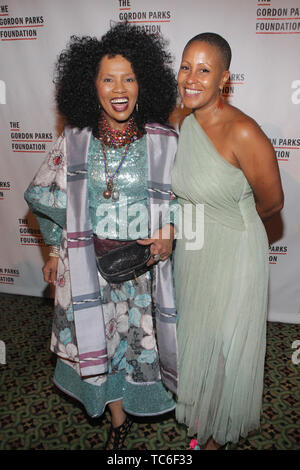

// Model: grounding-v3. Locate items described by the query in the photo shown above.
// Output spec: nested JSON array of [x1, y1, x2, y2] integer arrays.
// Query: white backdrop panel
[[0, 0, 299, 323]]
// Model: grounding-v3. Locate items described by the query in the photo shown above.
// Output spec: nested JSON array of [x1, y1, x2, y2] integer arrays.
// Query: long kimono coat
[[25, 123, 178, 397]]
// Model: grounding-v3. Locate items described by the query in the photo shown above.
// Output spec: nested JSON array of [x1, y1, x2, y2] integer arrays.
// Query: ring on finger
[[152, 254, 161, 262]]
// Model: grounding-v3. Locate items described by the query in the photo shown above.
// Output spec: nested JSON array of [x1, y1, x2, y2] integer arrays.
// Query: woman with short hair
[[172, 32, 283, 450]]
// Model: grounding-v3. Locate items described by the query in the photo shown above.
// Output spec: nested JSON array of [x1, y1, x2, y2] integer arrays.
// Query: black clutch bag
[[95, 242, 152, 284]]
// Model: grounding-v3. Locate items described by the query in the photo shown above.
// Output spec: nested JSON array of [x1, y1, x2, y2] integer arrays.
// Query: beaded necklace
[[98, 115, 139, 148]]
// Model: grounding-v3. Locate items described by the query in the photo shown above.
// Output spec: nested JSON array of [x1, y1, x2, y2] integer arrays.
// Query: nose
[[185, 69, 199, 84], [113, 78, 126, 93]]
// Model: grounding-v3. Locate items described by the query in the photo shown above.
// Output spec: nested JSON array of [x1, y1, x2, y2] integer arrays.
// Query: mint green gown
[[171, 114, 269, 445]]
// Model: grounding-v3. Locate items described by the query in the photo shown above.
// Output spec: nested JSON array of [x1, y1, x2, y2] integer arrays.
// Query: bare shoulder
[[223, 105, 275, 168], [226, 105, 267, 144]]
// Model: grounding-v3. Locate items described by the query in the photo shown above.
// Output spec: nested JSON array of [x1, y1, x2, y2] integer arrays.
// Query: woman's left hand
[[137, 224, 175, 266]]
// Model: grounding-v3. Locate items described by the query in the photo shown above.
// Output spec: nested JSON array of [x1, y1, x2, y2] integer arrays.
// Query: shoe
[[218, 442, 230, 450], [188, 438, 201, 450], [189, 438, 230, 450], [105, 415, 133, 450]]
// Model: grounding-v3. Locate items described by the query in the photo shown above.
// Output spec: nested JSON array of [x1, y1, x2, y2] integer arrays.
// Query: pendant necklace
[[97, 114, 142, 201], [101, 140, 130, 201]]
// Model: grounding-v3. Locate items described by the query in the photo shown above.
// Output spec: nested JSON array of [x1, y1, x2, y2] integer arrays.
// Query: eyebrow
[[181, 59, 212, 67], [99, 72, 135, 76]]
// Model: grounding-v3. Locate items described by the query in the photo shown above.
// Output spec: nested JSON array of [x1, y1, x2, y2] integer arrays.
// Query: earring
[[135, 102, 139, 112], [217, 89, 224, 109]]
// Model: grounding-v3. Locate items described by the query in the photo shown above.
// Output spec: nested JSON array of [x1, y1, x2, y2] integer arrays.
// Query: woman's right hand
[[42, 257, 59, 285]]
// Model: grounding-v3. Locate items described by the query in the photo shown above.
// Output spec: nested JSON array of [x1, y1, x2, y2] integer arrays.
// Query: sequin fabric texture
[[88, 135, 149, 240]]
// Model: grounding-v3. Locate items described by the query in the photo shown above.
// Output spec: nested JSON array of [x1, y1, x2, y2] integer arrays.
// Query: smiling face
[[177, 41, 229, 113], [95, 54, 139, 130]]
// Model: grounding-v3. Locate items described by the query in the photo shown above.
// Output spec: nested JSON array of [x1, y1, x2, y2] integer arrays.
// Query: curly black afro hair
[[54, 22, 178, 133]]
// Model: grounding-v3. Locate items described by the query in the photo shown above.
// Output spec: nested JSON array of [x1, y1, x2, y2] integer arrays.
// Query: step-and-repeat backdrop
[[1, 0, 300, 323]]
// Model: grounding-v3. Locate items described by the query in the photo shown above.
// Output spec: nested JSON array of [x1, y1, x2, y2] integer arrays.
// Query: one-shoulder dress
[[171, 113, 269, 445]]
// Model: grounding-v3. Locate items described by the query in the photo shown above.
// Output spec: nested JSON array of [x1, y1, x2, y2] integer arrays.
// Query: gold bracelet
[[49, 246, 60, 258]]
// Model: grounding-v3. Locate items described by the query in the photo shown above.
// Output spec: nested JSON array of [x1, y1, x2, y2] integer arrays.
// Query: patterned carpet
[[0, 292, 299, 451]]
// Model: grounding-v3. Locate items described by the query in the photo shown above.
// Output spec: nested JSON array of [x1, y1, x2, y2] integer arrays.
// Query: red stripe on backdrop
[[0, 25, 44, 28], [1, 38, 37, 41], [256, 32, 300, 34], [257, 18, 300, 20], [12, 140, 52, 142]]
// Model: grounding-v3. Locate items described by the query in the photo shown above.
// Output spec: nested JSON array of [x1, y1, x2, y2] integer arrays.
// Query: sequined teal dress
[[30, 134, 177, 417]]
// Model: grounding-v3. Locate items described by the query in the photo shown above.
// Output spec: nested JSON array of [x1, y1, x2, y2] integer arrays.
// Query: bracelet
[[49, 246, 60, 258]]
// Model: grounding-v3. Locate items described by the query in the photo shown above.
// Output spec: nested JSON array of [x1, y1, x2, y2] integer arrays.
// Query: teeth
[[111, 98, 128, 104], [185, 89, 201, 95]]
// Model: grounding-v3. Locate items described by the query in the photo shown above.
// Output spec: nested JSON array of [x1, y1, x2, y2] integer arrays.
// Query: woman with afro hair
[[25, 23, 179, 449]]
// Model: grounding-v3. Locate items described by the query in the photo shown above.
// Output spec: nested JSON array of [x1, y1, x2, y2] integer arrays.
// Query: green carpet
[[0, 293, 299, 450]]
